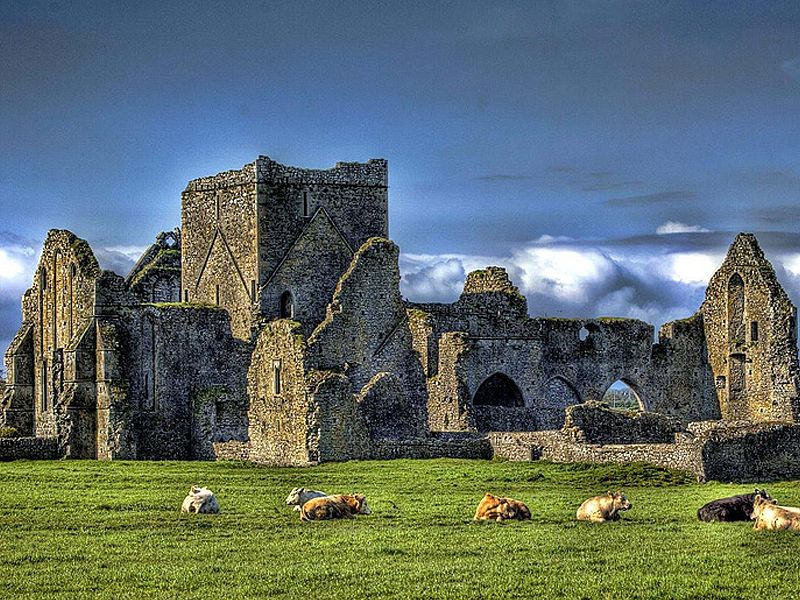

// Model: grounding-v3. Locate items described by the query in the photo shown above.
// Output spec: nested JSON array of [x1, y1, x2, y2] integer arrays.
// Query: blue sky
[[2, 1, 800, 355]]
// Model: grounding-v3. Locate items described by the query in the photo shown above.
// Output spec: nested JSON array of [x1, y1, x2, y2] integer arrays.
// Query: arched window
[[728, 273, 745, 344], [602, 379, 644, 411], [473, 373, 524, 408], [280, 291, 294, 318]]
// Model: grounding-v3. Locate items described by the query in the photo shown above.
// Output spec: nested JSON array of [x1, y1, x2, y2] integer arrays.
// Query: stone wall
[[0, 436, 62, 461], [564, 401, 684, 444], [122, 304, 249, 460], [650, 314, 719, 422], [489, 421, 800, 482], [127, 229, 182, 303], [701, 233, 800, 421], [181, 161, 260, 339]]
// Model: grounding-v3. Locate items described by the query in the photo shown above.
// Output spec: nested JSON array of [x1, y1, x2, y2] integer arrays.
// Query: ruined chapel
[[3, 155, 800, 481]]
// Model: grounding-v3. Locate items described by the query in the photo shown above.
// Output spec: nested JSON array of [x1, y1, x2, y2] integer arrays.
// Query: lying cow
[[181, 486, 220, 514], [697, 489, 773, 522], [576, 491, 631, 523], [285, 487, 328, 512], [300, 494, 371, 521], [751, 494, 800, 531], [474, 493, 531, 523]]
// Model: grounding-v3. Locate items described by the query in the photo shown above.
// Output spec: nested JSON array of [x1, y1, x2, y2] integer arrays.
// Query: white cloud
[[656, 221, 710, 235]]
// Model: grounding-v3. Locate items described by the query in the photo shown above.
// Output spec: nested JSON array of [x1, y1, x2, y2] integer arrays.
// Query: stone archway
[[602, 379, 645, 411], [473, 372, 524, 408]]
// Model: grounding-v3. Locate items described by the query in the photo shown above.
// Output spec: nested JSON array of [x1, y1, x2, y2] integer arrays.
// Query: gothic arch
[[601, 378, 646, 411], [280, 290, 295, 319], [728, 273, 745, 344], [473, 372, 524, 408]]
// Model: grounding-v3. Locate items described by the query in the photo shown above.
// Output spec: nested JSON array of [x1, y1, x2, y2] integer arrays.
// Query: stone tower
[[181, 156, 388, 339], [701, 233, 800, 421]]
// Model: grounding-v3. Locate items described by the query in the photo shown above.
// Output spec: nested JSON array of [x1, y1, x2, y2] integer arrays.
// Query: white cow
[[285, 487, 328, 511], [181, 486, 220, 514]]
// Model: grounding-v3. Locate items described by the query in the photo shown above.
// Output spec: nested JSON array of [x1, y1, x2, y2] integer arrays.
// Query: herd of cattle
[[179, 485, 800, 529]]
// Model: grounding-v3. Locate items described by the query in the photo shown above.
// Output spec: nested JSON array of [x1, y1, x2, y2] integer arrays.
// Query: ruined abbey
[[3, 155, 800, 481]]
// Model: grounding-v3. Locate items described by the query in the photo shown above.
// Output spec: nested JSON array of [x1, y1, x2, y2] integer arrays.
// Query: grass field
[[1, 459, 800, 599]]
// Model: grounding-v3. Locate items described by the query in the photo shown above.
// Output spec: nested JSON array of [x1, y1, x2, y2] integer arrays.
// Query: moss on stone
[[144, 302, 224, 310]]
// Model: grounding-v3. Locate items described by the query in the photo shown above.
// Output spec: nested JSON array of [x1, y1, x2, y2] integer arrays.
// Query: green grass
[[1, 459, 800, 599]]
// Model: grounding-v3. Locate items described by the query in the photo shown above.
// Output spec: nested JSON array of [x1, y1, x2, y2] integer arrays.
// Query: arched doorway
[[473, 373, 524, 407], [280, 291, 294, 318], [601, 379, 644, 411]]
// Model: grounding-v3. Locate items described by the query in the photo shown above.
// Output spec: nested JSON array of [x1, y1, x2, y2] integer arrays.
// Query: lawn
[[1, 458, 799, 599]]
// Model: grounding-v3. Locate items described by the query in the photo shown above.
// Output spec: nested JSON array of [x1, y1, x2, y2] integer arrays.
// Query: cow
[[576, 491, 631, 523], [697, 489, 773, 522], [285, 487, 328, 512], [473, 493, 531, 523], [751, 494, 800, 531], [300, 494, 371, 521], [180, 486, 220, 514]]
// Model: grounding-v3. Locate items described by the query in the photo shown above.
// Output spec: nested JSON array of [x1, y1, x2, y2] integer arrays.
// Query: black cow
[[697, 489, 773, 522]]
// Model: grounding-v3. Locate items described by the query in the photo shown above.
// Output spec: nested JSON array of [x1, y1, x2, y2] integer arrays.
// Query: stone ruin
[[2, 154, 800, 481]]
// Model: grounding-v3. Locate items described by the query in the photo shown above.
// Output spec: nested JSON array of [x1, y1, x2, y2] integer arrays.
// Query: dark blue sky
[[2, 1, 800, 353]]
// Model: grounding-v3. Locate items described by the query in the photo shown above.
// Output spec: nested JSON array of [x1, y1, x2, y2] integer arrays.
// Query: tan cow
[[473, 493, 531, 522], [576, 491, 631, 523], [751, 494, 800, 531], [300, 494, 371, 521]]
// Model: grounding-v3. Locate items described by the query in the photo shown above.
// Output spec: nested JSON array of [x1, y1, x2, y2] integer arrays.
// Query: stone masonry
[[3, 154, 800, 481]]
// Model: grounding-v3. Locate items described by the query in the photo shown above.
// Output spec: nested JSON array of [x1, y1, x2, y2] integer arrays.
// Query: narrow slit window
[[184, 289, 189, 303], [751, 321, 759, 342], [273, 360, 282, 395], [215, 284, 220, 306], [251, 279, 256, 302]]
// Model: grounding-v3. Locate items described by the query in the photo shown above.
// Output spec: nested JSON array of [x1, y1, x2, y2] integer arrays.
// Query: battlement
[[255, 156, 387, 187]]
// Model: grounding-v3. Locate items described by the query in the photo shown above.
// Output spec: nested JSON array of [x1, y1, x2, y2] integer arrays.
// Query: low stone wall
[[700, 422, 800, 482], [564, 402, 683, 444], [488, 421, 800, 482], [372, 433, 491, 460], [0, 437, 62, 461], [213, 440, 251, 461]]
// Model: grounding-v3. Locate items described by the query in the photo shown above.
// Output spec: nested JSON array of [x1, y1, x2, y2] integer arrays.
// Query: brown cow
[[474, 493, 531, 522], [300, 494, 372, 521], [576, 491, 631, 523], [751, 494, 800, 531]]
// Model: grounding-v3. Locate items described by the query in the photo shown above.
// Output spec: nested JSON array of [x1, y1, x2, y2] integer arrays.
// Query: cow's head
[[751, 494, 777, 519], [285, 487, 305, 505], [353, 494, 371, 515], [610, 491, 632, 512]]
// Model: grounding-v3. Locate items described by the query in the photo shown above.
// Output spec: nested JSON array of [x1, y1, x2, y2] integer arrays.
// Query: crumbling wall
[[651, 314, 719, 422], [123, 304, 249, 460], [247, 319, 314, 465], [307, 238, 429, 439], [564, 401, 683, 444], [127, 229, 181, 303], [1, 324, 34, 435], [701, 233, 800, 421]]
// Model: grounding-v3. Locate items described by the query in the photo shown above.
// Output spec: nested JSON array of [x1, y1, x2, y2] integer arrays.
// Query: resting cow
[[285, 487, 328, 512], [576, 491, 631, 523], [697, 489, 773, 522], [181, 486, 220, 514], [300, 494, 371, 521], [474, 493, 531, 522], [751, 494, 800, 531]]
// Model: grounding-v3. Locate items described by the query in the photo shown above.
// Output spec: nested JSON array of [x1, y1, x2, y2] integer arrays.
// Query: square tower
[[181, 156, 388, 339]]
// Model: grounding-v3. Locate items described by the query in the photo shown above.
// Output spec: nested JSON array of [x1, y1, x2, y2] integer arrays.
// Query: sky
[[2, 0, 800, 357]]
